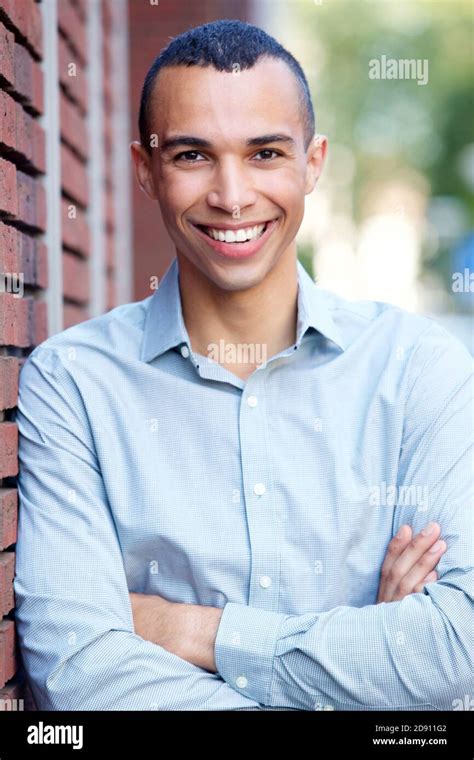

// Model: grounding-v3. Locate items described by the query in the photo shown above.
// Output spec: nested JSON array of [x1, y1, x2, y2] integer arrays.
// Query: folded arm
[[211, 324, 473, 710]]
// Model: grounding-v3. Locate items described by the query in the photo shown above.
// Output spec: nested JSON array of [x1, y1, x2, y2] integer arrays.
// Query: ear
[[305, 134, 328, 194], [130, 141, 158, 200]]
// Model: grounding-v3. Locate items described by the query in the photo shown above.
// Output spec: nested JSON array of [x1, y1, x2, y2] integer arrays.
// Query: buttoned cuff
[[214, 602, 287, 706]]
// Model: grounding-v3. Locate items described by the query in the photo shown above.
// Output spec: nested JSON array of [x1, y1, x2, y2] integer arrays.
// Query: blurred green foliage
[[296, 0, 473, 307]]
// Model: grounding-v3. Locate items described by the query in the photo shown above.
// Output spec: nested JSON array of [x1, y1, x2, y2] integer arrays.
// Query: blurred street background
[[252, 0, 473, 352]]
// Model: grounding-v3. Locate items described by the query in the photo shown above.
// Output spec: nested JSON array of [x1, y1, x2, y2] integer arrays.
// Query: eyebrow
[[159, 133, 296, 154]]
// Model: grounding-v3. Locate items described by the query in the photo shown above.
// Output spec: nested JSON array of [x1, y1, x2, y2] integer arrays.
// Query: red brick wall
[[0, 0, 45, 710], [102, 0, 117, 312], [0, 0, 127, 710], [58, 0, 91, 327]]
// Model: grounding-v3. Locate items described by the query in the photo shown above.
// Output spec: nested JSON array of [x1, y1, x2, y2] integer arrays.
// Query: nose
[[206, 157, 258, 215]]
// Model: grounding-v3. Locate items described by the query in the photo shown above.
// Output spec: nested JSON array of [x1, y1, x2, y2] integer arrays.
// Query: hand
[[377, 522, 446, 603]]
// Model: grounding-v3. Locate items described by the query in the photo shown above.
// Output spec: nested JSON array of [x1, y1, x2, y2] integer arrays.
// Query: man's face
[[132, 58, 326, 292]]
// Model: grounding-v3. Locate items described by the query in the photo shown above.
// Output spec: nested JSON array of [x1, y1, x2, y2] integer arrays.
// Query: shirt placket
[[239, 368, 282, 612]]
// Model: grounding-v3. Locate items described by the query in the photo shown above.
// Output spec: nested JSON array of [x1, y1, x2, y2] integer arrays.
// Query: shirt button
[[247, 395, 258, 408], [180, 345, 190, 358], [259, 575, 272, 588], [253, 482, 266, 496], [236, 675, 248, 689]]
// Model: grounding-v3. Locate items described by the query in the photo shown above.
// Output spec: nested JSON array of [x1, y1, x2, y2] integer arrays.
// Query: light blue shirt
[[14, 257, 473, 711]]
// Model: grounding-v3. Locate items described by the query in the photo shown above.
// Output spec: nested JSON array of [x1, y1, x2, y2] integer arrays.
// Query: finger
[[392, 541, 446, 602], [383, 522, 442, 600], [377, 525, 412, 602], [412, 570, 438, 594]]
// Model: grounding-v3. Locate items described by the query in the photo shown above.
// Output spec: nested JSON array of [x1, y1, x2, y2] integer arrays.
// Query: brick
[[103, 122, 113, 161], [61, 198, 90, 256], [32, 298, 47, 346], [0, 90, 15, 147], [71, 0, 87, 24], [0, 0, 43, 60], [58, 34, 87, 113], [16, 227, 35, 284], [1, 40, 44, 115], [18, 231, 47, 288], [61, 144, 88, 207], [0, 293, 29, 347], [62, 250, 89, 304], [0, 91, 45, 173], [60, 90, 88, 159], [106, 274, 116, 311], [35, 241, 48, 289], [104, 165, 114, 194], [63, 302, 89, 329], [105, 189, 115, 232], [16, 170, 46, 231], [31, 54, 43, 114], [13, 39, 29, 102], [0, 22, 14, 86], [103, 77, 114, 119], [106, 234, 114, 269], [0, 221, 19, 273], [58, 0, 87, 66], [0, 422, 18, 478], [30, 116, 45, 173], [0, 488, 17, 550], [0, 358, 19, 410], [0, 552, 14, 616], [0, 223, 48, 289], [0, 96, 45, 174], [0, 157, 17, 217], [0, 619, 16, 688], [102, 0, 114, 35]]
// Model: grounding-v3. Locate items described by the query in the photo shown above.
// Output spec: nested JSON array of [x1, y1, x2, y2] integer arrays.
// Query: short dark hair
[[138, 19, 315, 154]]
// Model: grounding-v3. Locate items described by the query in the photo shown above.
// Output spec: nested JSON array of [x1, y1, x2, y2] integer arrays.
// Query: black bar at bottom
[[0, 710, 471, 757]]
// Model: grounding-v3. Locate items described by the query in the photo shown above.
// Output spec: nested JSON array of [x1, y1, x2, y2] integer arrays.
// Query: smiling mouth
[[195, 221, 272, 244]]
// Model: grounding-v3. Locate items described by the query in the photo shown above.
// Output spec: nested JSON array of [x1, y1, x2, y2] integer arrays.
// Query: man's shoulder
[[319, 285, 471, 363], [26, 295, 153, 370]]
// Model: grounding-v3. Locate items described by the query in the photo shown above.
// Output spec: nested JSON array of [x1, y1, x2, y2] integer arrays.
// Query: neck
[[177, 250, 299, 377]]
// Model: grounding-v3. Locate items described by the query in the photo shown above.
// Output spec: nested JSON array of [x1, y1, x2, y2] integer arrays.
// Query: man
[[15, 20, 472, 711]]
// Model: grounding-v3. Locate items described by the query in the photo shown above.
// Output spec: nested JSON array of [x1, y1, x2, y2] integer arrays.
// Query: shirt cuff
[[214, 601, 288, 706]]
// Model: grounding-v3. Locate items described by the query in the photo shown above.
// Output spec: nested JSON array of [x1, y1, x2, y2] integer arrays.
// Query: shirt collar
[[295, 260, 346, 351], [141, 257, 345, 363]]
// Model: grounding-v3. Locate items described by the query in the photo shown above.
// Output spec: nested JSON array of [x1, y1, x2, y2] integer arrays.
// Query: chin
[[207, 258, 272, 292]]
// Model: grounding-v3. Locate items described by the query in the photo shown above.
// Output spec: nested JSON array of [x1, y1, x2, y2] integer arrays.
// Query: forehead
[[150, 58, 304, 145]]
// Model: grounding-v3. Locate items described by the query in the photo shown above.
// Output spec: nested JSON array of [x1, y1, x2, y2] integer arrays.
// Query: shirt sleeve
[[214, 322, 474, 711], [14, 346, 260, 711]]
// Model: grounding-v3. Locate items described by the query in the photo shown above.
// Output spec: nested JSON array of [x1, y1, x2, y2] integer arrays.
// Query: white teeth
[[204, 223, 266, 242]]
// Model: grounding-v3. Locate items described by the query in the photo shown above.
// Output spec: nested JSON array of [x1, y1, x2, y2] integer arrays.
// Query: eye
[[173, 151, 206, 163], [253, 149, 282, 161]]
